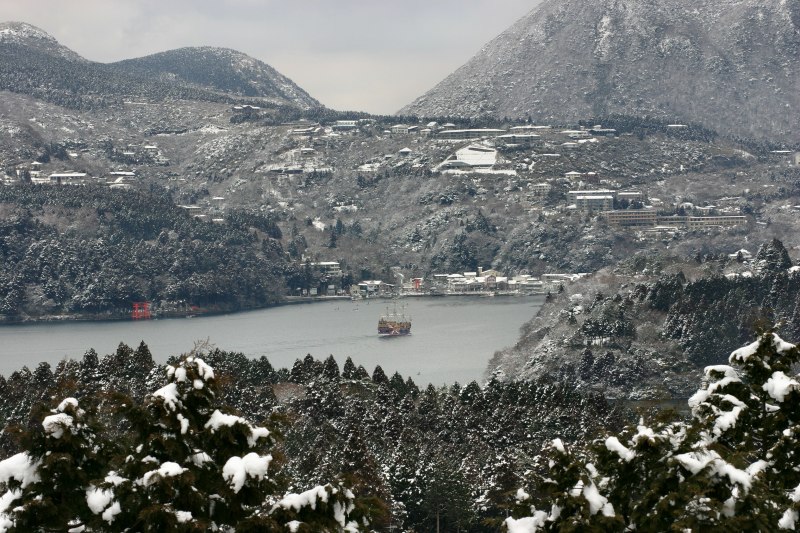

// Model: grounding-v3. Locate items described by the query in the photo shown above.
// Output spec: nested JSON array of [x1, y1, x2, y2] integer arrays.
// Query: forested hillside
[[490, 239, 800, 399], [111, 47, 320, 108], [0, 185, 287, 319], [0, 343, 622, 532], [4, 331, 800, 530]]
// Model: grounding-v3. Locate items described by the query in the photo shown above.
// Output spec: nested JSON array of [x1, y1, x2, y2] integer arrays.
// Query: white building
[[575, 195, 613, 213]]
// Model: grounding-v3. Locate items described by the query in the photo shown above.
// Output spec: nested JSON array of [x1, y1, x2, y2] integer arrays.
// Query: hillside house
[[357, 280, 394, 296], [530, 182, 552, 196], [511, 275, 545, 293], [311, 261, 343, 277], [568, 189, 615, 203], [333, 120, 358, 130], [107, 176, 134, 190], [496, 133, 541, 146], [589, 125, 617, 136], [575, 195, 613, 213], [438, 144, 497, 171], [655, 215, 747, 229], [436, 129, 506, 141], [616, 191, 643, 204], [607, 209, 658, 227], [561, 129, 590, 139], [48, 172, 87, 185], [391, 124, 410, 135], [565, 171, 583, 180], [685, 216, 747, 229]]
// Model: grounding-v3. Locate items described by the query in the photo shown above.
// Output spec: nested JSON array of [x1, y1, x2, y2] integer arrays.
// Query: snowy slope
[[0, 21, 87, 62], [400, 0, 800, 141], [111, 47, 320, 109]]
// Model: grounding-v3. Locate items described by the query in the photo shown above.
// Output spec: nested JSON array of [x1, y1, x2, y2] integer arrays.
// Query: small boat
[[378, 304, 411, 336]]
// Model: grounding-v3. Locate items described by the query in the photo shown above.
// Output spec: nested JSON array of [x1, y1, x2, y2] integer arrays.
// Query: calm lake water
[[0, 296, 544, 385]]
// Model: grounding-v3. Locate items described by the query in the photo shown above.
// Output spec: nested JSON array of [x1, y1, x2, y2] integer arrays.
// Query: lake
[[0, 296, 544, 385]]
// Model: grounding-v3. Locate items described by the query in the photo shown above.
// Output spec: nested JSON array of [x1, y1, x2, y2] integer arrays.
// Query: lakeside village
[[7, 112, 800, 320], [299, 261, 587, 300]]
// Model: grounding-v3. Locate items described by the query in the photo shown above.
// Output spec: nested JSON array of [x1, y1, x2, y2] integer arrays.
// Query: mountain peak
[[400, 0, 800, 141], [0, 21, 56, 42], [112, 46, 320, 108], [0, 21, 86, 62]]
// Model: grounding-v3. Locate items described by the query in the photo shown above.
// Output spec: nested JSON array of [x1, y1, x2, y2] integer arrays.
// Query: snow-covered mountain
[[0, 21, 87, 63], [111, 47, 319, 109], [0, 22, 321, 110], [400, 0, 800, 141]]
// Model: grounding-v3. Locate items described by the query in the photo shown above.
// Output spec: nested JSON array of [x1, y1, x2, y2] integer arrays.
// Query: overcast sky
[[1, 0, 539, 114]]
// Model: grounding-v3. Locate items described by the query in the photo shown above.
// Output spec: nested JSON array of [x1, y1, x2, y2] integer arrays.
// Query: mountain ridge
[[110, 46, 320, 109], [0, 21, 320, 110]]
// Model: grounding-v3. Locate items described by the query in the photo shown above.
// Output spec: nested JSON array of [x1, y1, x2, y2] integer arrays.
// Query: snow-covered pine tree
[[79, 355, 277, 530], [0, 396, 112, 532], [341, 357, 358, 380], [0, 355, 375, 532], [506, 330, 800, 531]]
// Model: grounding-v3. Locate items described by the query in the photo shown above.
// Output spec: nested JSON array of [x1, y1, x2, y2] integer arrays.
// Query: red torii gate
[[131, 301, 152, 320]]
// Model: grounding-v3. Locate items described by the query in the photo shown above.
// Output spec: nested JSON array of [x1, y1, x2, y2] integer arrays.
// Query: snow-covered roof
[[452, 144, 497, 167]]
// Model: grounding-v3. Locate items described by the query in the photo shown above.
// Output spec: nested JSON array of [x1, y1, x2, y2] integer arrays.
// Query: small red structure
[[132, 301, 152, 320]]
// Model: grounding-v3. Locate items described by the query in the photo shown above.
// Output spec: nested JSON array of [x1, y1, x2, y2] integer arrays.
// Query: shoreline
[[0, 292, 546, 326]]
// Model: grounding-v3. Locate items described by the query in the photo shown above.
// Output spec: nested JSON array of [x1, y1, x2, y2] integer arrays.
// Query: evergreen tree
[[0, 356, 376, 532], [371, 365, 389, 386], [507, 331, 800, 531], [0, 396, 113, 532], [755, 238, 793, 273], [321, 355, 340, 382], [354, 365, 370, 381], [342, 357, 357, 380]]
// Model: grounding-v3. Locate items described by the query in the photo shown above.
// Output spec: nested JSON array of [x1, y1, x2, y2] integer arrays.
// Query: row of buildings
[[563, 186, 747, 229], [308, 262, 581, 297], [607, 210, 747, 229], [567, 189, 644, 213]]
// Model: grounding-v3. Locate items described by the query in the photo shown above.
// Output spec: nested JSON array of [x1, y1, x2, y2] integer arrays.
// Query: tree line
[[0, 343, 623, 532]]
